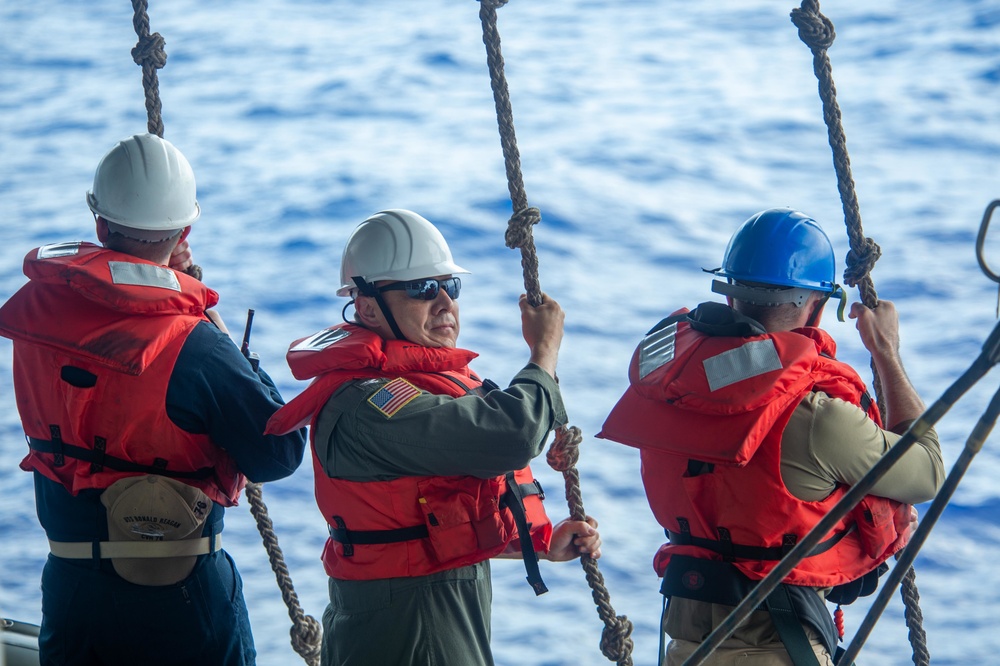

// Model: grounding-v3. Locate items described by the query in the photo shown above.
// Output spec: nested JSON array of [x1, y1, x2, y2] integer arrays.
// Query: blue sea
[[2, 1, 999, 664]]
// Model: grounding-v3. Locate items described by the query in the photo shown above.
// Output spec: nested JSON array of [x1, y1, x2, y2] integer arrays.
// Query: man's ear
[[95, 216, 110, 243], [354, 295, 380, 326], [179, 226, 192, 243]]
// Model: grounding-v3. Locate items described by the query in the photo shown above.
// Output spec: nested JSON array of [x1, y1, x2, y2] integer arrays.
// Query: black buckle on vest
[[49, 425, 65, 467], [89, 436, 107, 474], [520, 479, 545, 501], [332, 516, 354, 557]]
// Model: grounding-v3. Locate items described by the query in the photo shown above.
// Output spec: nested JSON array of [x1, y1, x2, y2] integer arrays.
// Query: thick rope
[[478, 2, 633, 664], [128, 0, 203, 282], [246, 483, 323, 666], [125, 6, 318, 661], [791, 2, 929, 664], [129, 0, 166, 139], [548, 428, 635, 663]]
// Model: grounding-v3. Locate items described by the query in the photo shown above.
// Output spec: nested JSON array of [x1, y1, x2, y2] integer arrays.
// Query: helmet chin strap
[[352, 277, 408, 342], [806, 285, 847, 326]]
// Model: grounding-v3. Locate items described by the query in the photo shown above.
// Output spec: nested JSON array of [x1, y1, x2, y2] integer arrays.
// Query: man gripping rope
[[265, 209, 601, 666], [599, 208, 944, 665]]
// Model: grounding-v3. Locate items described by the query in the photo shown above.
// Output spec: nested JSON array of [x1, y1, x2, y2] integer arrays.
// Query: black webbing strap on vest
[[764, 583, 823, 666], [327, 477, 547, 597], [501, 471, 548, 595], [29, 435, 215, 480], [660, 555, 838, 665], [667, 519, 854, 562], [328, 516, 430, 557]]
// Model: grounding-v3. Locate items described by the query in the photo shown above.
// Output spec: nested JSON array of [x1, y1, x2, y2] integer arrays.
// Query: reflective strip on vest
[[291, 327, 351, 353], [703, 338, 782, 392], [639, 321, 678, 379], [108, 261, 181, 292], [38, 242, 83, 259]]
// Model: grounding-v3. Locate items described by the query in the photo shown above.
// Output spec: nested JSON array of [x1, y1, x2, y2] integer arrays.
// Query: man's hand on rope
[[544, 516, 601, 562], [519, 292, 564, 379]]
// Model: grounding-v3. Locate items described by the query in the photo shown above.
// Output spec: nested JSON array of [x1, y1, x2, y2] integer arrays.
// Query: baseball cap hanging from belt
[[100, 474, 212, 585]]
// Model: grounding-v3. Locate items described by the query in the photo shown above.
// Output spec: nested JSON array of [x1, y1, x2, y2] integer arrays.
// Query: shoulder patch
[[367, 377, 421, 418], [37, 242, 83, 259], [291, 327, 351, 352], [639, 321, 678, 379]]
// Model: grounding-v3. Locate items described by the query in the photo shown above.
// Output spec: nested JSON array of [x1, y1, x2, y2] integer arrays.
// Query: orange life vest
[[0, 242, 245, 507], [267, 323, 553, 583], [599, 306, 910, 588]]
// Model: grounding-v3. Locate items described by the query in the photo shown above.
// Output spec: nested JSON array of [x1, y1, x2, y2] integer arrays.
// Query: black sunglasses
[[378, 277, 461, 301]]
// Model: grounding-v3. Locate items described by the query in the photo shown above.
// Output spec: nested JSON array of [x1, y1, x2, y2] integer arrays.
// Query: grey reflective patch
[[639, 322, 677, 379], [703, 338, 782, 392], [291, 327, 351, 352], [37, 242, 83, 259], [108, 261, 181, 292]]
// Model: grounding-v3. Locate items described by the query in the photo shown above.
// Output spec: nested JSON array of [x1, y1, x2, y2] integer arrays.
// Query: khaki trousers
[[666, 637, 835, 666]]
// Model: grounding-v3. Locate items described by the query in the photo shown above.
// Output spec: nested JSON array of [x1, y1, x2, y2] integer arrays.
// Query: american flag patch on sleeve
[[367, 378, 421, 418]]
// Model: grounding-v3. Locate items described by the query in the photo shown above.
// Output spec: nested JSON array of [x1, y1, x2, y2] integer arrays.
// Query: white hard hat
[[337, 209, 469, 296], [86, 133, 200, 240]]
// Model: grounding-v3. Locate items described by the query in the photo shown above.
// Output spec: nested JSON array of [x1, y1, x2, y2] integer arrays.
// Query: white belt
[[48, 534, 222, 559]]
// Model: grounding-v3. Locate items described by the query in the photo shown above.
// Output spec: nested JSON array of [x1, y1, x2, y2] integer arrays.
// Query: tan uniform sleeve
[[780, 391, 944, 504]]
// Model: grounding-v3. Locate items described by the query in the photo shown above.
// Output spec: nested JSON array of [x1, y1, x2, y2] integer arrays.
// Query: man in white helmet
[[266, 209, 602, 666], [0, 133, 307, 666]]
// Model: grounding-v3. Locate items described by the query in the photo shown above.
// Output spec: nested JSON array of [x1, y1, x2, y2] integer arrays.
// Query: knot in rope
[[131, 32, 167, 70], [843, 236, 881, 287], [790, 0, 836, 53], [289, 615, 323, 666], [546, 425, 582, 472], [600, 615, 635, 665], [479, 0, 509, 10], [504, 206, 542, 250]]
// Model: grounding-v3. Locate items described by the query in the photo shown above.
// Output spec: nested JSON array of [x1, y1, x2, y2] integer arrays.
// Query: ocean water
[[2, 1, 999, 664]]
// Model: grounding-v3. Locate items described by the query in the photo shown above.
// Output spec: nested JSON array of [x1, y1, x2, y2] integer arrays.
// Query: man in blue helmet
[[599, 208, 944, 665]]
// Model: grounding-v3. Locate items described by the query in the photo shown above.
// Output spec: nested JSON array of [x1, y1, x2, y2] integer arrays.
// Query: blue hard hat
[[714, 208, 836, 292]]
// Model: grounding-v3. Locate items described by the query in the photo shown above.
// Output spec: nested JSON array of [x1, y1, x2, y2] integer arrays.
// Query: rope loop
[[504, 206, 542, 250], [790, 0, 836, 53], [131, 31, 168, 70], [546, 424, 582, 472], [600, 615, 635, 665], [289, 615, 323, 665], [479, 0, 509, 9], [843, 236, 882, 288]]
